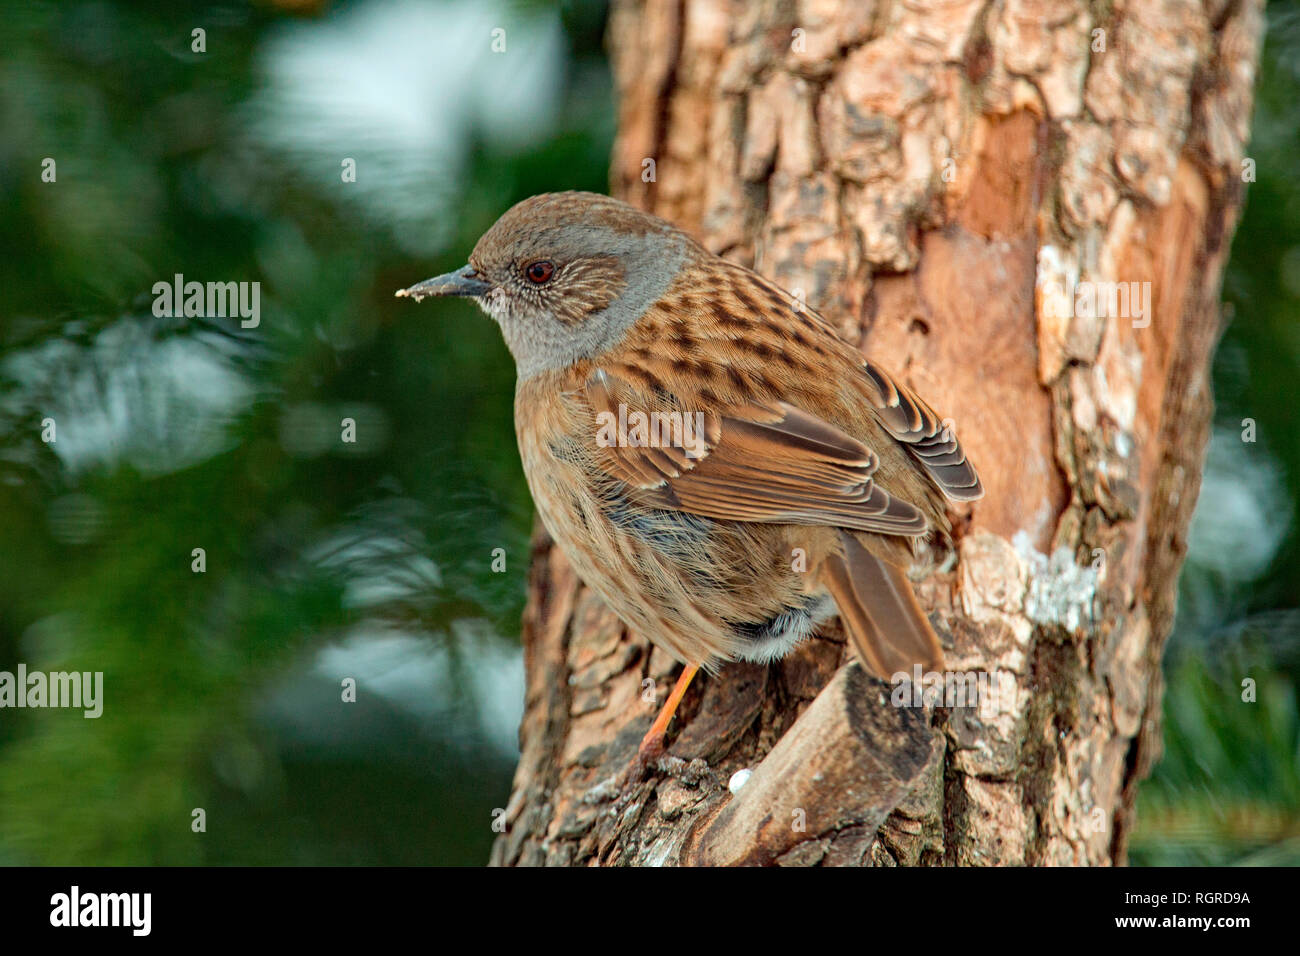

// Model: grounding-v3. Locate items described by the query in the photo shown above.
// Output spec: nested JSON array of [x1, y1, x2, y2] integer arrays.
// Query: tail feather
[[819, 531, 943, 679]]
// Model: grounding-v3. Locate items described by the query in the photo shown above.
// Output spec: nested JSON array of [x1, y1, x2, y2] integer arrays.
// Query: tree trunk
[[490, 0, 1264, 866]]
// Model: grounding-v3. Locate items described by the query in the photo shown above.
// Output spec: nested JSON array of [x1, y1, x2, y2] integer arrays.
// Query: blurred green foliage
[[0, 0, 613, 864], [1133, 647, 1299, 865], [1129, 0, 1300, 866], [0, 0, 1294, 866]]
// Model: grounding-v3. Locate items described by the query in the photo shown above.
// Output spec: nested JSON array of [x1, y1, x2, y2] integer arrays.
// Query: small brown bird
[[398, 191, 981, 766]]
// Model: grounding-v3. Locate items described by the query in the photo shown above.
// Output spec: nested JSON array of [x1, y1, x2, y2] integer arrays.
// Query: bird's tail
[[819, 530, 943, 679]]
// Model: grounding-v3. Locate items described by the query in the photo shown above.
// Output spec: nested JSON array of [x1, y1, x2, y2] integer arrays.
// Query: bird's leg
[[634, 663, 699, 772]]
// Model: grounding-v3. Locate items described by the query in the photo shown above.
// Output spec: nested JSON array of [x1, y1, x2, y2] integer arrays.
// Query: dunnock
[[398, 191, 981, 765]]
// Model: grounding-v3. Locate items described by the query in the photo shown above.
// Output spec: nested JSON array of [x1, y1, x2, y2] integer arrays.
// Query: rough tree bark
[[490, 0, 1264, 866]]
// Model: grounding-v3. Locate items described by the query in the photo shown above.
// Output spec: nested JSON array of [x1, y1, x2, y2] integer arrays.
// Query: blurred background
[[0, 0, 1294, 866]]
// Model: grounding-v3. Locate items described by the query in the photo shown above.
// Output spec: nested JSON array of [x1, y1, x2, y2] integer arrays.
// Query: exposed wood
[[683, 664, 940, 867]]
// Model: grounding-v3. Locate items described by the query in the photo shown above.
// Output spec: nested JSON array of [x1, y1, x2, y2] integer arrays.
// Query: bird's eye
[[524, 260, 555, 284]]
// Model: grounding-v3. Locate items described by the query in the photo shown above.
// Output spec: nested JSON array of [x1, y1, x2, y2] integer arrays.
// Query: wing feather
[[584, 371, 929, 536], [859, 360, 983, 501]]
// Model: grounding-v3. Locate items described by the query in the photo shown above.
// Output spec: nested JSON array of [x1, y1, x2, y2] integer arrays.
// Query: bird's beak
[[394, 265, 491, 302]]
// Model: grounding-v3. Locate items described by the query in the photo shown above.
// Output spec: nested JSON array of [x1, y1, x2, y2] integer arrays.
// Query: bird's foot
[[634, 729, 667, 775], [612, 729, 667, 793]]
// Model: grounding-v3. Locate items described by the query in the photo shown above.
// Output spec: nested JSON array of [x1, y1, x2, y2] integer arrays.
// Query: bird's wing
[[857, 359, 983, 501], [583, 369, 928, 535]]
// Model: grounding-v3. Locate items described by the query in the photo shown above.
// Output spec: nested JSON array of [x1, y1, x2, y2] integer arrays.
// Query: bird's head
[[396, 191, 698, 378]]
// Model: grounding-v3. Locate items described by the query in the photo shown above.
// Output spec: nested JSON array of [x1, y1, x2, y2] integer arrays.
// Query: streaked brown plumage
[[398, 191, 981, 759]]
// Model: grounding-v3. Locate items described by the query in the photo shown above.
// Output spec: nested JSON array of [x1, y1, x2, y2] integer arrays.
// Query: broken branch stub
[[684, 664, 938, 866]]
